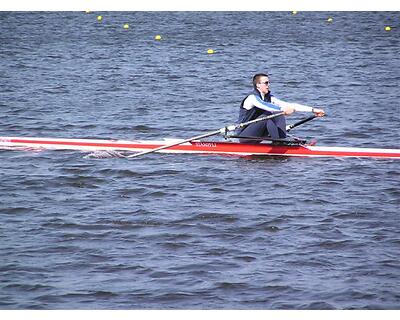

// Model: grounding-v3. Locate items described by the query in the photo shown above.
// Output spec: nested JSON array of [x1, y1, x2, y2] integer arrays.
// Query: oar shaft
[[127, 129, 222, 158], [237, 111, 285, 129], [128, 111, 284, 159], [286, 115, 317, 132]]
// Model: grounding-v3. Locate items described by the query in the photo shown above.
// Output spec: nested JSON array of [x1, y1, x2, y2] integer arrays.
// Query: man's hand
[[282, 105, 295, 115], [312, 108, 325, 117]]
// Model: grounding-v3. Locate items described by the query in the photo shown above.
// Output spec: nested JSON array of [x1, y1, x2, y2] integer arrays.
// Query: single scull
[[1, 136, 399, 159]]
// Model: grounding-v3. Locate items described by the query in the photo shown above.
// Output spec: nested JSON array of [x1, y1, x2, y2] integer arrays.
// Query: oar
[[286, 114, 317, 132], [127, 111, 285, 158]]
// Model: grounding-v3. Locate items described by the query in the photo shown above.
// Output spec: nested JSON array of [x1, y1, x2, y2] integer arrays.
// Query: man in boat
[[237, 73, 325, 143]]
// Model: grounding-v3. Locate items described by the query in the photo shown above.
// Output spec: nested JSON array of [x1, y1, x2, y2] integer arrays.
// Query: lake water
[[0, 11, 399, 309]]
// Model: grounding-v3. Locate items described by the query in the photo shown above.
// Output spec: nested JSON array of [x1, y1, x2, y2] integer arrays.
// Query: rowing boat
[[1, 114, 399, 159], [1, 136, 399, 159]]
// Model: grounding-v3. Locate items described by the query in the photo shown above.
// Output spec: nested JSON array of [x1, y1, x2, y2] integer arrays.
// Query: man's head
[[253, 73, 270, 94]]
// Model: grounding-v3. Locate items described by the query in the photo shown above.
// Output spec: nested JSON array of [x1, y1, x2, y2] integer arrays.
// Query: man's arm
[[271, 96, 325, 117]]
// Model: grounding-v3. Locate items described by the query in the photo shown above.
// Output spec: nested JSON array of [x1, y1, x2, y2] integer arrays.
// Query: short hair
[[252, 73, 269, 89]]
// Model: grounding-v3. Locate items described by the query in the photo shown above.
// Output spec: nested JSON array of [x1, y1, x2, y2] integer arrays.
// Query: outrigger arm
[[127, 112, 285, 158]]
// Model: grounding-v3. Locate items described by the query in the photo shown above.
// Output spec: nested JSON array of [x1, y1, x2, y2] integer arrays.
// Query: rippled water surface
[[0, 12, 399, 309]]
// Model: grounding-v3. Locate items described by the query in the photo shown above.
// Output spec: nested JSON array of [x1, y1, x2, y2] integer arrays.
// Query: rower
[[236, 73, 325, 143]]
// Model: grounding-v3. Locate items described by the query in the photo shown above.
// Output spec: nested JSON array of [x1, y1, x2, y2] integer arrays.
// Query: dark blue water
[[0, 12, 399, 309]]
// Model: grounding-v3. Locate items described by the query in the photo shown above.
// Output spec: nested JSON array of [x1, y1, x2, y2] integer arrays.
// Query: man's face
[[256, 76, 270, 94]]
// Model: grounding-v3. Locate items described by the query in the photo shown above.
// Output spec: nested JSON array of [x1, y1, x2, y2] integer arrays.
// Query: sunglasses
[[259, 81, 270, 85]]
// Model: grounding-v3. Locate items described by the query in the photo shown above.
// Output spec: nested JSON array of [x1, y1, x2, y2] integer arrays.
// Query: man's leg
[[267, 114, 287, 139], [238, 113, 287, 143], [238, 118, 268, 144]]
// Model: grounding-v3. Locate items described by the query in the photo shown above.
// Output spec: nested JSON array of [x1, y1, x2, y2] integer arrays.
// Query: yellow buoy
[[97, 15, 103, 21], [207, 49, 215, 54], [123, 24, 129, 29], [327, 17, 333, 23], [385, 26, 392, 31], [292, 11, 298, 15], [155, 35, 162, 40]]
